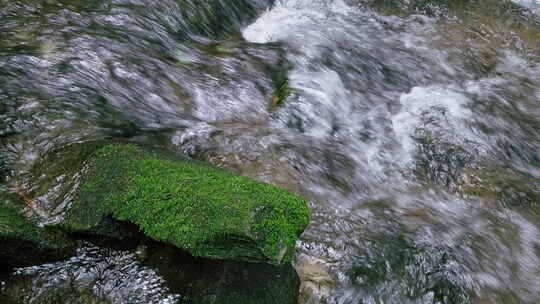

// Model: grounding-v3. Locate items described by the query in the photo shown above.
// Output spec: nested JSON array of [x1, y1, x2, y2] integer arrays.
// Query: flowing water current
[[1, 0, 540, 303]]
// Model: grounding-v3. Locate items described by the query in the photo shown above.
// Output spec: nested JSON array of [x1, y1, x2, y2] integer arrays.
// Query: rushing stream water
[[1, 0, 540, 303]]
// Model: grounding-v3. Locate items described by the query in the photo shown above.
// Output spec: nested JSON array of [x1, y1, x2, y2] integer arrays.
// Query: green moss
[[64, 144, 309, 264], [0, 199, 75, 269], [0, 196, 70, 250], [270, 77, 293, 112], [0, 204, 44, 245]]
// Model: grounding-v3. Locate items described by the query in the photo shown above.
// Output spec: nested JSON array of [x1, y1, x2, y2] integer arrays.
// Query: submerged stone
[[0, 199, 75, 272], [457, 166, 540, 207], [0, 242, 301, 304], [346, 234, 473, 304], [60, 144, 310, 264], [0, 245, 182, 304], [143, 241, 300, 304]]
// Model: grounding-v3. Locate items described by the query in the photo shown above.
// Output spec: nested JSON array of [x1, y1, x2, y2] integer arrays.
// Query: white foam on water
[[512, 0, 540, 13], [243, 0, 352, 44], [243, 0, 476, 172], [391, 85, 473, 164], [242, 1, 540, 303], [287, 68, 351, 137]]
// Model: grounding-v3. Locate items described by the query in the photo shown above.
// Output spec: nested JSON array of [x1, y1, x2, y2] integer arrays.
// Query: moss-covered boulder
[[0, 201, 75, 271], [60, 144, 310, 264]]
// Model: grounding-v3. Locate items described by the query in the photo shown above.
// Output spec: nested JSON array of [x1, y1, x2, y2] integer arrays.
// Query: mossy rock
[[60, 144, 310, 264], [0, 200, 75, 271]]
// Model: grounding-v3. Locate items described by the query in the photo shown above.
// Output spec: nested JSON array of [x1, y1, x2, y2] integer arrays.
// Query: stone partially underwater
[[0, 242, 301, 304], [58, 143, 310, 265], [0, 142, 308, 303], [0, 199, 75, 272]]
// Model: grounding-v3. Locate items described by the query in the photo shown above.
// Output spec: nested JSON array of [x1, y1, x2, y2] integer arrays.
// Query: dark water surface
[[1, 0, 540, 303]]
